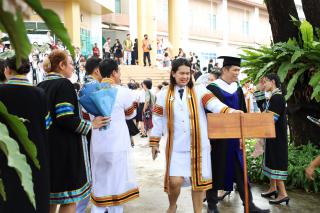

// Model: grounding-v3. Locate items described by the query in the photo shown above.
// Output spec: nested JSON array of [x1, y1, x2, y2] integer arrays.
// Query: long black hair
[[169, 58, 193, 90], [264, 73, 284, 94], [6, 56, 30, 74], [265, 73, 281, 88]]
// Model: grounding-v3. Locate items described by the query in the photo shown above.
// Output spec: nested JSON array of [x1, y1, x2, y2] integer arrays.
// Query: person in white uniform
[[90, 59, 139, 213], [76, 56, 103, 213], [150, 58, 242, 213]]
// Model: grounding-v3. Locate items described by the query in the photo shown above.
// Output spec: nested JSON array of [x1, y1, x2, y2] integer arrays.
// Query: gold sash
[[164, 86, 212, 193]]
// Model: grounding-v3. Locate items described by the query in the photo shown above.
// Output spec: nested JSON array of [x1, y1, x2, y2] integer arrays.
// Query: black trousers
[[143, 52, 151, 66], [206, 158, 254, 209]]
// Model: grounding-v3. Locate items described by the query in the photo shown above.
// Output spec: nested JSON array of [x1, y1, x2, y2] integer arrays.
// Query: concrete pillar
[[64, 0, 81, 47], [90, 14, 103, 57], [168, 0, 189, 58], [253, 7, 260, 45], [129, 0, 138, 40], [221, 0, 229, 55], [137, 0, 157, 66]]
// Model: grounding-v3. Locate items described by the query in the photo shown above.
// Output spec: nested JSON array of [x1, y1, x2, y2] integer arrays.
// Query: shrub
[[246, 139, 320, 192]]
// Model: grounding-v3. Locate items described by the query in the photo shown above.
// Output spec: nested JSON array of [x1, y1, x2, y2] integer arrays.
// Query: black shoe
[[141, 134, 148, 138], [217, 191, 231, 201], [248, 204, 270, 213], [269, 197, 290, 205], [207, 205, 219, 213], [261, 190, 278, 198]]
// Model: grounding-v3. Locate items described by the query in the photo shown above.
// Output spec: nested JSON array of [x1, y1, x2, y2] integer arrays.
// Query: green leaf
[[0, 102, 39, 169], [311, 85, 320, 101], [0, 123, 35, 209], [287, 38, 298, 46], [0, 178, 6, 201], [291, 50, 304, 63], [315, 27, 320, 40], [0, 20, 4, 31], [309, 72, 320, 87], [277, 62, 295, 82], [255, 61, 275, 82], [290, 15, 300, 27], [276, 51, 290, 60], [300, 20, 314, 49], [24, 0, 74, 57], [285, 67, 307, 100], [0, 8, 31, 64]]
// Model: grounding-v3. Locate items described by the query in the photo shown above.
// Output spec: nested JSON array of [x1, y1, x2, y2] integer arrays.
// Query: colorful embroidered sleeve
[[122, 88, 137, 120], [55, 102, 74, 118], [54, 80, 92, 136], [254, 90, 266, 112], [266, 94, 285, 122], [45, 112, 52, 130], [149, 91, 166, 147], [254, 91, 266, 101], [75, 120, 92, 135], [201, 93, 216, 108], [202, 89, 234, 113], [153, 104, 164, 117]]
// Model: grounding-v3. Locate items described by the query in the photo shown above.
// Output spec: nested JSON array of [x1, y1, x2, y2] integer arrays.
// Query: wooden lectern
[[207, 113, 276, 213]]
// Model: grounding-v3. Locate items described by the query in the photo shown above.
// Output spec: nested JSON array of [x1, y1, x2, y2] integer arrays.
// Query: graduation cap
[[218, 56, 241, 67]]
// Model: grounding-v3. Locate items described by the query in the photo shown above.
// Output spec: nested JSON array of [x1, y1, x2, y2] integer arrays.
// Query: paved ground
[[89, 135, 320, 213]]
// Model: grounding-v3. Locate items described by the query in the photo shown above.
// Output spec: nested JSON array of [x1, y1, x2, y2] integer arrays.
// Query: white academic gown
[[150, 84, 235, 192], [90, 79, 139, 212]]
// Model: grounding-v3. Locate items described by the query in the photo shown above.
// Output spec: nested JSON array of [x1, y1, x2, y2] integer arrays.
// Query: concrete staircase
[[120, 65, 170, 87]]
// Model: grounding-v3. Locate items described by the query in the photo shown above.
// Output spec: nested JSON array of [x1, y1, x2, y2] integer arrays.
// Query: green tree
[[242, 0, 320, 146], [265, 0, 299, 43]]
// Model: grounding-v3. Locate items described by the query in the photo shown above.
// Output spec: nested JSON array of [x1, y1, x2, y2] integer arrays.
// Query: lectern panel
[[207, 113, 276, 139]]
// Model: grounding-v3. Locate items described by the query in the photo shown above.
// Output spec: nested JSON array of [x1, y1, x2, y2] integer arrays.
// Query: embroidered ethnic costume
[[38, 72, 92, 204]]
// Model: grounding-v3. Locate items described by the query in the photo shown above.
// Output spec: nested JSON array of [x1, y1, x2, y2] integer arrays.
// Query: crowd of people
[[0, 47, 175, 213], [1, 30, 210, 88], [0, 33, 319, 213]]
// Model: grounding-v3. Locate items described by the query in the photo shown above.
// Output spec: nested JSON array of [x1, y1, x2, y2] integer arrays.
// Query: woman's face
[[172, 65, 191, 87], [263, 77, 274, 92], [60, 56, 74, 78]]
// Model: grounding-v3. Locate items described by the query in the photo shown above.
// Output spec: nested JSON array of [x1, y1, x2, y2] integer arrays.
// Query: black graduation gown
[[38, 73, 91, 204], [0, 78, 50, 213], [263, 92, 288, 180], [206, 82, 247, 190]]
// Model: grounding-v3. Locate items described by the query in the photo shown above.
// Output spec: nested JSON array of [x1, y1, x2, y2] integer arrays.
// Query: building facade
[[25, 0, 114, 56], [102, 0, 273, 66]]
